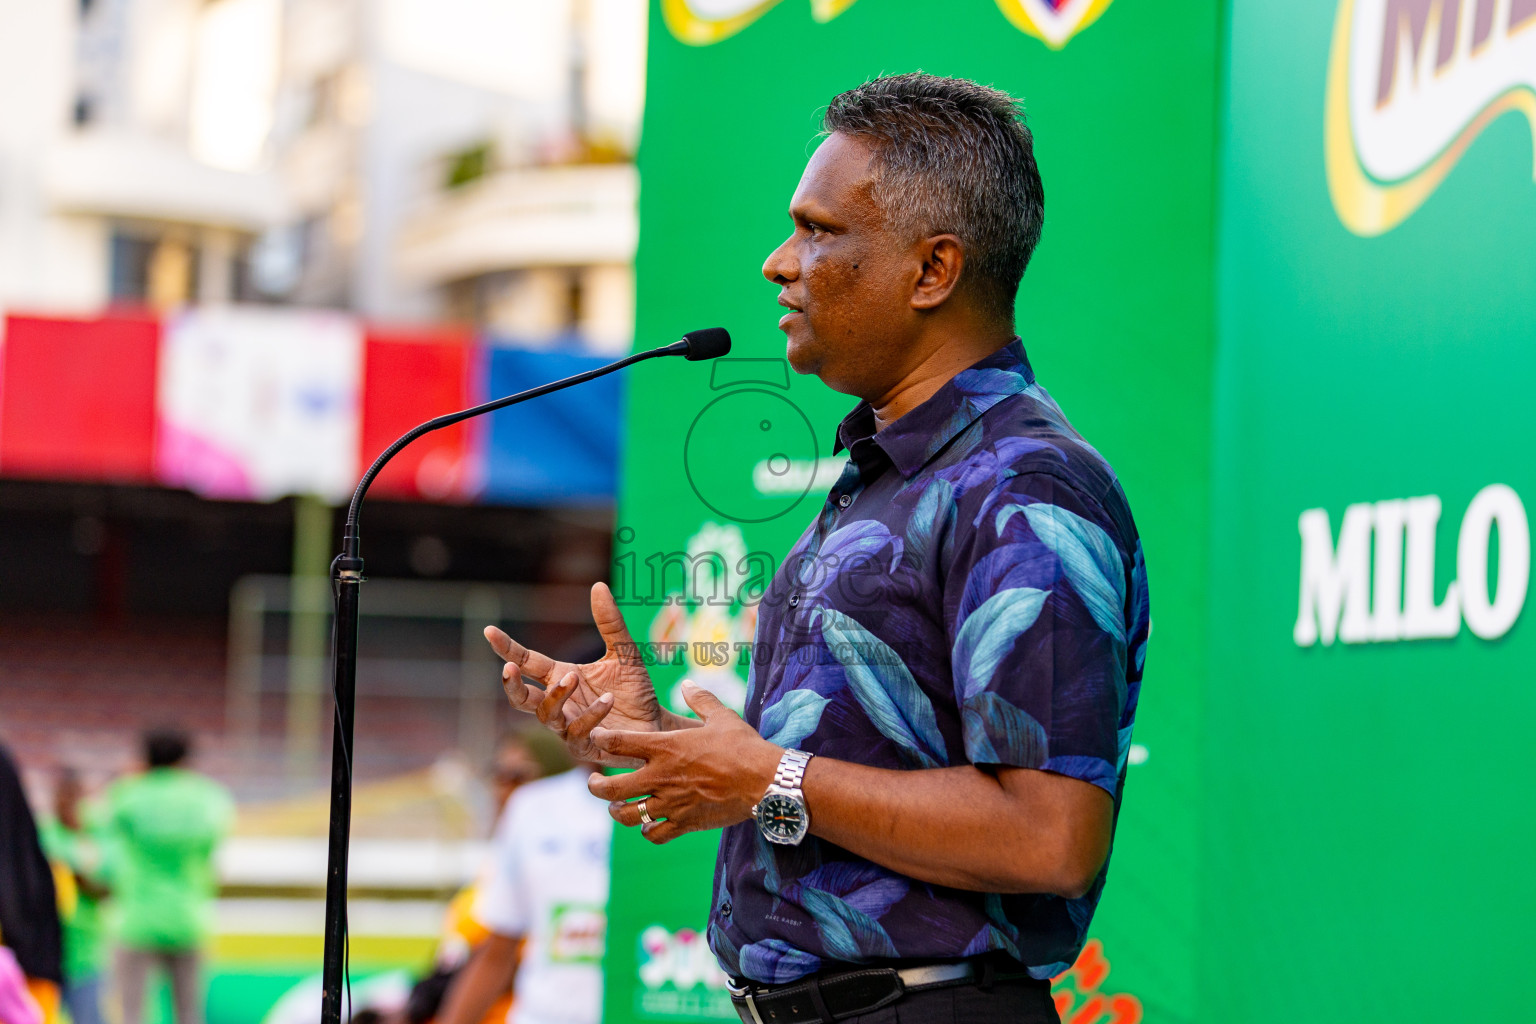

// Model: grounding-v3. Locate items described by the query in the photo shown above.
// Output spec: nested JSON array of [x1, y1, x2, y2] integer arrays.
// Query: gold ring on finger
[[638, 799, 654, 825]]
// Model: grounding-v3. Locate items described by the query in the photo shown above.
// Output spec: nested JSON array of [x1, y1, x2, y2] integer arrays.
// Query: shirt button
[[788, 593, 800, 608], [719, 899, 732, 917], [837, 493, 852, 509]]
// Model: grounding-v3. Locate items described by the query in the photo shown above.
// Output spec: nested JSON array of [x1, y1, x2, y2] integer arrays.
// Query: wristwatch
[[752, 748, 813, 846]]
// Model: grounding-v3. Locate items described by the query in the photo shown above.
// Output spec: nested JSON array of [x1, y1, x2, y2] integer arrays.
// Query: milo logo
[[1326, 0, 1536, 234], [549, 903, 607, 964]]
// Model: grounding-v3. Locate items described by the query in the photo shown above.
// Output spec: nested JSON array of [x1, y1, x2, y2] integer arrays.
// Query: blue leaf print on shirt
[[902, 476, 954, 575], [709, 920, 741, 977], [819, 609, 947, 768], [952, 587, 1050, 700], [738, 938, 822, 984], [952, 366, 1030, 400], [760, 689, 830, 749], [801, 519, 902, 604], [961, 691, 1048, 767], [752, 829, 782, 897], [1130, 539, 1149, 673], [997, 502, 1126, 644], [795, 885, 900, 961], [799, 861, 909, 920]]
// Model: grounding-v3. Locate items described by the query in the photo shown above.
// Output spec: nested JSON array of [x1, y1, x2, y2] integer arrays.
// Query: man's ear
[[910, 235, 965, 311]]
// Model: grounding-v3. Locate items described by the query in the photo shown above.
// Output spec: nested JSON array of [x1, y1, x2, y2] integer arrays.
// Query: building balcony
[[43, 129, 287, 230], [394, 163, 638, 284]]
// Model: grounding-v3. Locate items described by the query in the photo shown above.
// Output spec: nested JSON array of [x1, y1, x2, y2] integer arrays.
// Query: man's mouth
[[777, 296, 804, 330]]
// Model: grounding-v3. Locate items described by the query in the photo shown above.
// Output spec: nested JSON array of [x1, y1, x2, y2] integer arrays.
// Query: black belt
[[728, 957, 1037, 1024]]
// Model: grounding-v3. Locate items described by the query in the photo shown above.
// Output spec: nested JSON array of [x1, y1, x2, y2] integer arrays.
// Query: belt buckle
[[726, 979, 766, 1024]]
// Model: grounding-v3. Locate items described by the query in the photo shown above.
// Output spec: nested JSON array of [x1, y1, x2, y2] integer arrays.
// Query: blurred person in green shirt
[[37, 768, 111, 1024], [105, 729, 232, 1024]]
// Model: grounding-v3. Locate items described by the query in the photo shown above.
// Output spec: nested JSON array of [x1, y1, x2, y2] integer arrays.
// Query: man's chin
[[784, 332, 820, 376]]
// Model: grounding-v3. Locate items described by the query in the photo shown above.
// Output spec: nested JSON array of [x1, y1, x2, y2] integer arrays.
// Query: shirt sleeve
[[944, 470, 1130, 795], [471, 792, 531, 937]]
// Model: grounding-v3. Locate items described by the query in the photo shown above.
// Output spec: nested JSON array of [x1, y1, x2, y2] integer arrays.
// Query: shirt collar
[[833, 339, 1036, 479]]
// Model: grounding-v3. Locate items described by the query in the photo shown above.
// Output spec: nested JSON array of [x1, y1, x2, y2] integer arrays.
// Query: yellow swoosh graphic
[[662, 0, 788, 45], [1325, 0, 1536, 236]]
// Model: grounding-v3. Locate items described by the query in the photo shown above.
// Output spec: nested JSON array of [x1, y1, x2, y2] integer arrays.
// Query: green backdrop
[[605, 1, 1535, 1022], [1205, 0, 1536, 1019]]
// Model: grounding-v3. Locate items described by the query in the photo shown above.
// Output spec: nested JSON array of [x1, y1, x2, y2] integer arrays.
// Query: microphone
[[317, 326, 729, 1024], [681, 326, 733, 360]]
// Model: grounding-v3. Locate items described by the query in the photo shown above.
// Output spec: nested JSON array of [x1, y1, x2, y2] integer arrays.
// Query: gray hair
[[823, 73, 1044, 321]]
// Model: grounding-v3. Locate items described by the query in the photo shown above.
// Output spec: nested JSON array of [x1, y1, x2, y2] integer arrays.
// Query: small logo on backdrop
[[1326, 0, 1536, 235], [663, 0, 1114, 48], [684, 358, 819, 525], [992, 0, 1117, 48]]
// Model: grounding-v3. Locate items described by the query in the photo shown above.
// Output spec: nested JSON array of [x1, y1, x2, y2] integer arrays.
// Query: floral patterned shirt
[[709, 340, 1149, 984]]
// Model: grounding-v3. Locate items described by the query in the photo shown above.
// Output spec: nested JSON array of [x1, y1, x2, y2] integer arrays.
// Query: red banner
[[359, 327, 475, 500], [0, 313, 160, 482]]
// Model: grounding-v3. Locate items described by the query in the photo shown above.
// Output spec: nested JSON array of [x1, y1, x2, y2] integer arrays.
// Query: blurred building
[[0, 0, 646, 801], [0, 0, 646, 349]]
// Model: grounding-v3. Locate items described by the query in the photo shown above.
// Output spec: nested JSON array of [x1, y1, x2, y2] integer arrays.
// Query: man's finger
[[642, 819, 684, 845], [565, 692, 614, 743], [606, 798, 651, 829], [680, 680, 731, 722], [588, 726, 664, 762], [587, 768, 655, 803], [589, 582, 636, 653], [536, 671, 580, 734], [500, 662, 543, 714], [484, 625, 561, 683]]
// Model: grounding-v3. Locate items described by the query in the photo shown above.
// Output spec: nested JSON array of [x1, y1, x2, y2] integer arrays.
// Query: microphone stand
[[319, 333, 724, 1024]]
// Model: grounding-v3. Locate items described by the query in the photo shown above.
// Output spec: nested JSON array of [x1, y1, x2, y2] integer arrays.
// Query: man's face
[[762, 133, 922, 398], [489, 743, 540, 813]]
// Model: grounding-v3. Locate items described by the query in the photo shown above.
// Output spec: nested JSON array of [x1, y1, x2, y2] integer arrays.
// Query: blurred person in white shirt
[[434, 758, 611, 1024]]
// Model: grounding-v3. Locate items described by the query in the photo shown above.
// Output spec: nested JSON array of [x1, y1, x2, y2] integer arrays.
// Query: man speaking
[[486, 73, 1148, 1024]]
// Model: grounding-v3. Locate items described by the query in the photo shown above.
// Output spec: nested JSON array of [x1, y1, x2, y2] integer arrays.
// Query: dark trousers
[[844, 978, 1059, 1024]]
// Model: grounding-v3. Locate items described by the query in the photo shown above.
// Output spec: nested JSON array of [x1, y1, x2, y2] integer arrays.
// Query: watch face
[[757, 791, 807, 844]]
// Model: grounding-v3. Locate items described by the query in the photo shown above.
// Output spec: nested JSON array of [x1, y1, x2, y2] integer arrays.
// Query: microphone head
[[681, 327, 731, 361]]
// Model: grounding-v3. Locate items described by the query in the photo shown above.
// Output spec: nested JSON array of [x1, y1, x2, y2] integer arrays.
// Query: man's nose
[[762, 236, 798, 284]]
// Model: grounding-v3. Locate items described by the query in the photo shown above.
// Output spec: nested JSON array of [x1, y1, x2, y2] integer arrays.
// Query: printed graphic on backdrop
[[1326, 0, 1536, 235], [663, 0, 1116, 47], [623, 925, 1144, 1023], [641, 521, 760, 714], [156, 307, 362, 502], [683, 358, 819, 524]]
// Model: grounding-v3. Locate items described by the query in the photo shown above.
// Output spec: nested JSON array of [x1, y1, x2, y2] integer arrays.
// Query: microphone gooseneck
[[338, 327, 732, 558], [320, 325, 729, 1024]]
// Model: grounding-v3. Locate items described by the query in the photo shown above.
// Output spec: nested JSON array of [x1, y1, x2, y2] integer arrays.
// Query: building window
[[109, 228, 200, 308]]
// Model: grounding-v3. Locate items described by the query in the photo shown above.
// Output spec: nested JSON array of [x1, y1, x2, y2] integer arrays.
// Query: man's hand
[[586, 682, 781, 845], [485, 582, 686, 767]]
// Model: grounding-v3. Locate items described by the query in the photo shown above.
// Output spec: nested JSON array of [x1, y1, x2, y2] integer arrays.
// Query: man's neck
[[869, 325, 1014, 432]]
